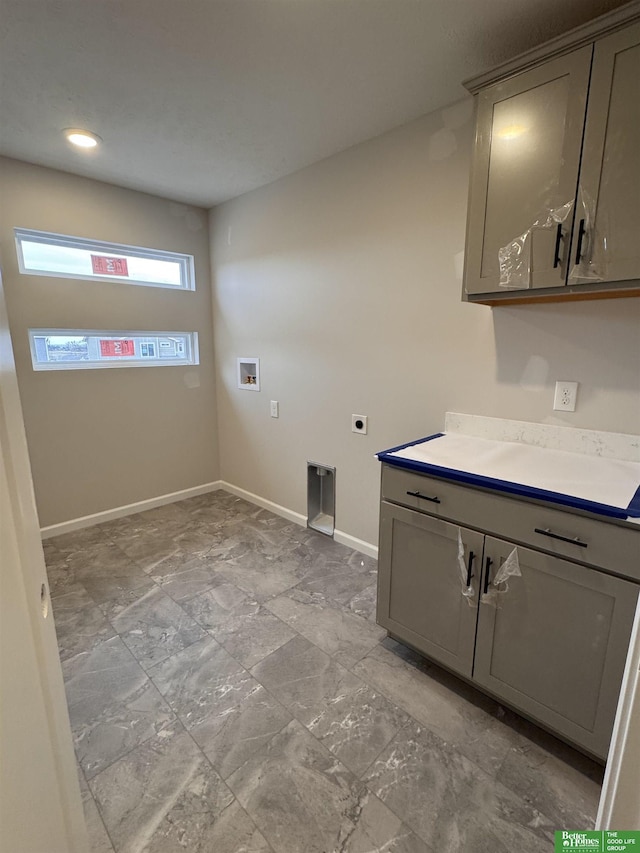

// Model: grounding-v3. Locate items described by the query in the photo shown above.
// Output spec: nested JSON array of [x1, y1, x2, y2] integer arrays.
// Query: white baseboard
[[40, 481, 223, 539], [220, 481, 378, 559], [41, 478, 379, 560], [334, 530, 378, 560], [218, 481, 306, 527]]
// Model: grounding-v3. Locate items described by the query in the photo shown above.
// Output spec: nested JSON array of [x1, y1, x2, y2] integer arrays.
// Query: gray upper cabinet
[[463, 10, 640, 304], [570, 23, 640, 286], [464, 49, 591, 295]]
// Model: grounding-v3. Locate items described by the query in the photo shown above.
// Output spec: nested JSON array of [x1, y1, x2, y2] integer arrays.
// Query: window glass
[[15, 229, 195, 290], [28, 330, 198, 370]]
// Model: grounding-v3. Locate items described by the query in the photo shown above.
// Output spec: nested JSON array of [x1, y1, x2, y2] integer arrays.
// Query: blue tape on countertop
[[377, 435, 640, 521]]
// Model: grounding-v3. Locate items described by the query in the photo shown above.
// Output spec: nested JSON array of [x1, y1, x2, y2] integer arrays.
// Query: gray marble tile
[[266, 589, 386, 668], [305, 679, 410, 777], [48, 494, 602, 852], [118, 533, 184, 573], [364, 722, 554, 853], [217, 515, 301, 561], [46, 562, 85, 598], [353, 641, 516, 777], [227, 719, 368, 853], [180, 581, 250, 626], [251, 635, 360, 718], [293, 564, 377, 607], [345, 582, 378, 622], [82, 791, 116, 853], [64, 542, 131, 573], [190, 684, 292, 780], [63, 636, 175, 779], [42, 538, 62, 561], [339, 790, 434, 853], [91, 720, 268, 853], [215, 606, 297, 669], [94, 514, 159, 541], [77, 764, 116, 853], [51, 588, 116, 661], [151, 556, 223, 602], [214, 552, 302, 601], [52, 526, 112, 554], [497, 739, 601, 830], [251, 636, 408, 777], [100, 585, 207, 670], [183, 583, 296, 668], [172, 525, 227, 558], [135, 502, 192, 526], [148, 635, 259, 728], [72, 553, 152, 605]]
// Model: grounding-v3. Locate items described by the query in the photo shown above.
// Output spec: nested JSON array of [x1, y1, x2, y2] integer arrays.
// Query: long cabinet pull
[[534, 527, 588, 548], [466, 551, 475, 587], [483, 557, 492, 595], [553, 223, 563, 268], [406, 490, 440, 504], [575, 218, 586, 264]]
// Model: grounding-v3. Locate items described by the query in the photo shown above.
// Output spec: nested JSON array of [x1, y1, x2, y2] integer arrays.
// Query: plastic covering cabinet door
[[473, 537, 640, 759], [377, 501, 483, 679], [464, 47, 591, 295], [570, 22, 640, 286]]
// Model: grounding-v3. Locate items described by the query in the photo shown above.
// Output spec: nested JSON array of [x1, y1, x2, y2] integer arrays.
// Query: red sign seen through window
[[91, 255, 129, 276], [99, 339, 136, 357]]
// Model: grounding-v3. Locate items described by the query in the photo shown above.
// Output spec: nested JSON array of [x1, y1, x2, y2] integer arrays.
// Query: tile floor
[[44, 490, 604, 853]]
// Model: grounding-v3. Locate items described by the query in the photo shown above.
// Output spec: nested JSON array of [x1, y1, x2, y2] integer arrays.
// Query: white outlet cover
[[553, 381, 578, 412], [352, 414, 368, 434]]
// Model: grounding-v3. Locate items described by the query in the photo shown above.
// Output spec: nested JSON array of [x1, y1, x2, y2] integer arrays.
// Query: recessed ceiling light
[[63, 128, 101, 149]]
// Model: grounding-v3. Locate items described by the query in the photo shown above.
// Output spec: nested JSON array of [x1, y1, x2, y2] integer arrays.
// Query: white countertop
[[379, 415, 640, 523]]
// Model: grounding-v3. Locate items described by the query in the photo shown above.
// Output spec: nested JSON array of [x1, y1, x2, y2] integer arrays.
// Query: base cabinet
[[377, 482, 640, 759], [474, 537, 639, 758], [378, 503, 483, 678]]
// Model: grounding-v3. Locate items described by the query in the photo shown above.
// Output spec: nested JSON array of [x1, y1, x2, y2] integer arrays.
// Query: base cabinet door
[[377, 501, 483, 678], [473, 537, 639, 758]]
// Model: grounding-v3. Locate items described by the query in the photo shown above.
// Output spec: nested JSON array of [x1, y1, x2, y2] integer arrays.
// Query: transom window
[[28, 330, 199, 370], [15, 229, 195, 291]]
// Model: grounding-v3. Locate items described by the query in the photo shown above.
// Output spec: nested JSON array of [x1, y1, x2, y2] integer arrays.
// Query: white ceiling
[[0, 0, 631, 207]]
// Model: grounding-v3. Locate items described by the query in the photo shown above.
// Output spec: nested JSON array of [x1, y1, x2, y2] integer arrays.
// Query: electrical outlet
[[352, 414, 368, 434], [270, 400, 279, 418], [553, 381, 578, 412]]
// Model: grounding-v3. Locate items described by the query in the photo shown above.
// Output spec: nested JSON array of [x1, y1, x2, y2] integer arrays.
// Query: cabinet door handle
[[553, 223, 563, 268], [466, 550, 475, 587], [534, 527, 588, 548], [406, 490, 440, 504], [483, 557, 492, 595], [575, 218, 586, 264]]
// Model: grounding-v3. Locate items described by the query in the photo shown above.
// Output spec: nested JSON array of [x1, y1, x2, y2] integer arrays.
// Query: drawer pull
[[534, 527, 588, 548], [483, 557, 492, 595], [406, 490, 440, 504], [466, 551, 475, 587]]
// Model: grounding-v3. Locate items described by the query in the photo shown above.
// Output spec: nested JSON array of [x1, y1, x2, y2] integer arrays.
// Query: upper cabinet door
[[464, 48, 592, 296], [569, 23, 640, 286]]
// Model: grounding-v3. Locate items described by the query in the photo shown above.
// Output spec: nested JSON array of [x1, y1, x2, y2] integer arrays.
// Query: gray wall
[[210, 100, 640, 548], [0, 157, 219, 527]]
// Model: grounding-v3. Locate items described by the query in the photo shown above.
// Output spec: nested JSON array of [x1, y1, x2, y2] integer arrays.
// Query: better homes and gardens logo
[[557, 832, 602, 850], [555, 831, 639, 852]]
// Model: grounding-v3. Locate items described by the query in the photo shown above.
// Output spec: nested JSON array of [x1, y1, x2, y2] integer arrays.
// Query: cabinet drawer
[[381, 464, 640, 581]]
